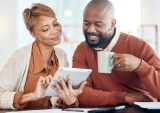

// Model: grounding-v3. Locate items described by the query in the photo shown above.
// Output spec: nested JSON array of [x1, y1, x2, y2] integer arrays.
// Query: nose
[[87, 24, 96, 33], [50, 26, 56, 35]]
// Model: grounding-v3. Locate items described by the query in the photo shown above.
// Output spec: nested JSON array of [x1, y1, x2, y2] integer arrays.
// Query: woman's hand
[[51, 75, 87, 105], [32, 75, 52, 100], [19, 75, 52, 104]]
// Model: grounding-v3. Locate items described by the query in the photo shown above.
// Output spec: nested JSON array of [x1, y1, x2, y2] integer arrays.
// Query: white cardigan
[[0, 44, 69, 109]]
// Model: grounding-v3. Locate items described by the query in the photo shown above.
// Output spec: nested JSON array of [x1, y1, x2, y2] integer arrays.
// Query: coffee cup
[[97, 51, 114, 73]]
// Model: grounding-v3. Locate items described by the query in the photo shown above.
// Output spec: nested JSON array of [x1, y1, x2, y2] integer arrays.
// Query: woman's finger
[[51, 85, 58, 92], [77, 81, 87, 95], [48, 75, 53, 83], [59, 77, 68, 92], [67, 75, 72, 90], [53, 81, 62, 93]]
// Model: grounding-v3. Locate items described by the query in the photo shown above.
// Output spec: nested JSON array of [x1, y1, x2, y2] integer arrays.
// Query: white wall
[[141, 0, 160, 24], [141, 0, 160, 55], [0, 0, 18, 70]]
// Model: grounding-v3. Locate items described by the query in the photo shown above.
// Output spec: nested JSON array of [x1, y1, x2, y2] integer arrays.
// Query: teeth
[[89, 35, 98, 39]]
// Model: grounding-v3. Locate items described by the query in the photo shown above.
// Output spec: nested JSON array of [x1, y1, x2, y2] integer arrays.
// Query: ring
[[118, 63, 121, 68]]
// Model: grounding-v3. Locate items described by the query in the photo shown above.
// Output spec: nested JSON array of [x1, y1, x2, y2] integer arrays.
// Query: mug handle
[[109, 52, 114, 70]]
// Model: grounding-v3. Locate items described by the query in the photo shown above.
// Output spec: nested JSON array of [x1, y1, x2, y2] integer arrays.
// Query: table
[[0, 106, 160, 113]]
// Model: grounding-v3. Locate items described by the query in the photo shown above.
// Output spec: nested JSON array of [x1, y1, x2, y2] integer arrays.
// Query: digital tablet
[[45, 67, 92, 96]]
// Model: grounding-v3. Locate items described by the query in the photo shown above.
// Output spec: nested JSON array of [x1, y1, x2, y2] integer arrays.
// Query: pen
[[62, 109, 84, 112]]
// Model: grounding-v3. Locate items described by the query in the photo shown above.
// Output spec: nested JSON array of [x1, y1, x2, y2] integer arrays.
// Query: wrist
[[125, 93, 131, 104], [29, 92, 38, 101], [56, 98, 79, 108]]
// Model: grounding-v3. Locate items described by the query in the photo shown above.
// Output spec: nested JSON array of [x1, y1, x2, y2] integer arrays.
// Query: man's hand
[[51, 75, 87, 105], [113, 53, 141, 71], [125, 92, 154, 104]]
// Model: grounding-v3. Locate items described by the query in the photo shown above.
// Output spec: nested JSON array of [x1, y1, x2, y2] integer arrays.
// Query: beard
[[84, 31, 111, 48]]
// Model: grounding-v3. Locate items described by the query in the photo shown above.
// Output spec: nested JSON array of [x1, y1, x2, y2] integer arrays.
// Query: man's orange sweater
[[73, 33, 160, 107]]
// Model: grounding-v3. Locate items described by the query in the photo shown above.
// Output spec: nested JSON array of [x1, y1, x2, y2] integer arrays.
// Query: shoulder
[[54, 47, 67, 56], [119, 33, 145, 44], [14, 44, 32, 55], [54, 47, 69, 67], [75, 41, 91, 52], [73, 41, 93, 58], [10, 44, 32, 60]]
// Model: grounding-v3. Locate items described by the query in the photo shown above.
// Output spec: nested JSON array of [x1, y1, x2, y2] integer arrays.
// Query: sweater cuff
[[111, 91, 126, 105], [0, 92, 16, 109], [13, 91, 27, 109], [135, 60, 150, 78]]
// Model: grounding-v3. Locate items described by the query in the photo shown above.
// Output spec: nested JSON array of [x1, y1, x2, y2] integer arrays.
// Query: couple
[[1, 0, 160, 110]]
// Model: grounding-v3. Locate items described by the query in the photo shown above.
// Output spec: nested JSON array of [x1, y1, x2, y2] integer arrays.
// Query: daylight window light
[[63, 10, 72, 17], [0, 16, 10, 39]]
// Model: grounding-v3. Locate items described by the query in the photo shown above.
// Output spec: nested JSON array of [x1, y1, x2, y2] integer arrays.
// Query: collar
[[94, 27, 120, 51], [33, 41, 55, 74]]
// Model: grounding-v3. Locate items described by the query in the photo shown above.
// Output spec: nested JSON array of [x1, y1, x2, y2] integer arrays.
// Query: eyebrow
[[40, 19, 57, 29], [83, 20, 103, 24]]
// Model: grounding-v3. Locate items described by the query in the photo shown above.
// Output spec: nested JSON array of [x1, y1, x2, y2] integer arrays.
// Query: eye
[[42, 28, 48, 32], [53, 20, 59, 26], [83, 22, 89, 26], [95, 23, 104, 27]]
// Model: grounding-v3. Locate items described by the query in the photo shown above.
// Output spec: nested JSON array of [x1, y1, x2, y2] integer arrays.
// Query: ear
[[30, 31, 37, 39], [111, 19, 116, 28]]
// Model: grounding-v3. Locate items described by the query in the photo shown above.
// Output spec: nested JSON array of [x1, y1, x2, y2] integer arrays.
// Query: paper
[[134, 102, 160, 109]]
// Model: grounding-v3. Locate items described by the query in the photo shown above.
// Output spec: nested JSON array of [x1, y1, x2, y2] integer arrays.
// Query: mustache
[[85, 32, 100, 37]]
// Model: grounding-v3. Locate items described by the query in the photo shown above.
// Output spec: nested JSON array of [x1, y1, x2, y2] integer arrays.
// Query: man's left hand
[[113, 53, 141, 71]]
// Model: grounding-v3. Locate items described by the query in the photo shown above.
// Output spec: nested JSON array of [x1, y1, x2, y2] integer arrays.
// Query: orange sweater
[[73, 33, 160, 107]]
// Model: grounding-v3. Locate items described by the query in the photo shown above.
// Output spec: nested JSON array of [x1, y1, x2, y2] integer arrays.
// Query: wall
[[0, 0, 17, 70], [141, 0, 160, 25], [141, 0, 160, 55]]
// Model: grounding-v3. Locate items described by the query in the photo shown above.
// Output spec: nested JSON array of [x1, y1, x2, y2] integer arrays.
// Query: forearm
[[19, 92, 37, 105], [78, 86, 126, 107], [136, 60, 160, 98]]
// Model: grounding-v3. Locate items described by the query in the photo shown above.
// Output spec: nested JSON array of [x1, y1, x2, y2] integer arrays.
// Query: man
[[73, 0, 160, 107]]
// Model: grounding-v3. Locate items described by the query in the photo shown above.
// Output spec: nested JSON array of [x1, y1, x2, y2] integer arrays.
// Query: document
[[134, 102, 160, 109]]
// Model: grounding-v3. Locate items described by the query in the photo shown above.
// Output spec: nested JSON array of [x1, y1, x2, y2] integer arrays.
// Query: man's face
[[83, 6, 114, 48]]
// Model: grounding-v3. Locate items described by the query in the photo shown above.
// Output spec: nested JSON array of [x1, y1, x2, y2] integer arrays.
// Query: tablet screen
[[45, 67, 92, 96]]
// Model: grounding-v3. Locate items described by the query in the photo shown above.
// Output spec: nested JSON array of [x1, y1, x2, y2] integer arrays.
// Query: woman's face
[[31, 15, 62, 47]]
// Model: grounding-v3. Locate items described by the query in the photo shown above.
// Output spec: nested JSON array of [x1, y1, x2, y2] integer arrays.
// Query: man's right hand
[[125, 92, 154, 104]]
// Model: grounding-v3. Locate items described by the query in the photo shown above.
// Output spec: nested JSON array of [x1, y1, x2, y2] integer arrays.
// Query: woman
[[0, 3, 86, 109]]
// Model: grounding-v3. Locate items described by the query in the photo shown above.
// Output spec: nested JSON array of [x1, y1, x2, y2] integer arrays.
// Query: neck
[[36, 42, 53, 63], [101, 27, 116, 49]]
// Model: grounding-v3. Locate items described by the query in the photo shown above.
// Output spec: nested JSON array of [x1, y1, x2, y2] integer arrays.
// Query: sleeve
[[0, 50, 24, 109], [72, 43, 126, 107], [135, 41, 160, 99], [13, 92, 27, 109]]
